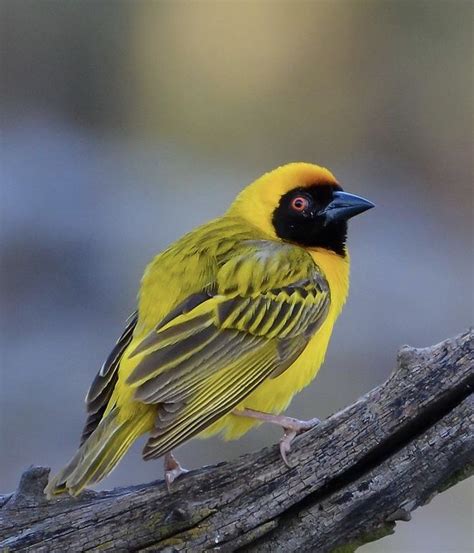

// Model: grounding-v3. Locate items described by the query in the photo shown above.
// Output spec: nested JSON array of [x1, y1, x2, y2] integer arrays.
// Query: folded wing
[[126, 242, 330, 459]]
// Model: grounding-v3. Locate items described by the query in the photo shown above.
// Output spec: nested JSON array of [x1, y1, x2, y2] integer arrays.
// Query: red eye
[[290, 196, 309, 212]]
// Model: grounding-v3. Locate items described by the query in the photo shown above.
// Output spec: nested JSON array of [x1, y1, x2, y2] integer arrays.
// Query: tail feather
[[45, 407, 153, 498]]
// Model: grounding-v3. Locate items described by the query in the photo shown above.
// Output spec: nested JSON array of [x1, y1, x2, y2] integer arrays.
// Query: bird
[[45, 162, 373, 498]]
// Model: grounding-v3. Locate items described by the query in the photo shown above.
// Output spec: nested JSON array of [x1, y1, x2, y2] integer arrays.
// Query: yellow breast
[[201, 247, 350, 440]]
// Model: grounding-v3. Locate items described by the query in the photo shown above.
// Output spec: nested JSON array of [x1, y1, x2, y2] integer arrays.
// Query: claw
[[279, 429, 297, 467], [293, 417, 321, 432], [232, 408, 321, 467], [164, 452, 188, 492]]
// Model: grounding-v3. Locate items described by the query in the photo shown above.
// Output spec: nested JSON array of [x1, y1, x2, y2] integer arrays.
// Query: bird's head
[[227, 162, 374, 256]]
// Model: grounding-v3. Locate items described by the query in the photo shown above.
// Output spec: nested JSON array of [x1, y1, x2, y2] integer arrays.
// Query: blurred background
[[1, 1, 472, 551]]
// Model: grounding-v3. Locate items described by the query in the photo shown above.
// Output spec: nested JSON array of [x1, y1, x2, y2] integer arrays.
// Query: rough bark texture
[[1, 330, 473, 552]]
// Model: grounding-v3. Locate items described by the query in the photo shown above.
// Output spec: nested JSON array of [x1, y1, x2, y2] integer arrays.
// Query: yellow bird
[[45, 162, 373, 497]]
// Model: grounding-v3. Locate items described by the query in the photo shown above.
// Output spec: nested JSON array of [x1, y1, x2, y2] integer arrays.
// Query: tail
[[45, 407, 153, 498]]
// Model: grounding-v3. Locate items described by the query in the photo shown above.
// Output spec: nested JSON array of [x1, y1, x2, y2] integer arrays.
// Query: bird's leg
[[232, 408, 320, 467], [163, 451, 188, 491]]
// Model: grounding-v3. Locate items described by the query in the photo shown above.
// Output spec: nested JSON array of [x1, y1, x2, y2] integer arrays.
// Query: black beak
[[319, 191, 374, 224]]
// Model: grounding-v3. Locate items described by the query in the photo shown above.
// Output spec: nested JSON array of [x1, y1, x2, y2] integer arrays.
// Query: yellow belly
[[200, 247, 349, 440]]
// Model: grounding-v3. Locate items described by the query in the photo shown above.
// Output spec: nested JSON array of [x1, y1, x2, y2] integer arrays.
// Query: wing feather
[[143, 344, 278, 458], [125, 242, 330, 459], [80, 311, 138, 445], [134, 331, 260, 404]]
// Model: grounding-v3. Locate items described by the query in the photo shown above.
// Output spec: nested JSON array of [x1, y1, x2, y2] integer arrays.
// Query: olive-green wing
[[80, 311, 138, 444], [126, 242, 330, 460]]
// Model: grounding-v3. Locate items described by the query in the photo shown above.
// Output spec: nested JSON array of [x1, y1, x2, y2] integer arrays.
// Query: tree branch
[[1, 330, 473, 552]]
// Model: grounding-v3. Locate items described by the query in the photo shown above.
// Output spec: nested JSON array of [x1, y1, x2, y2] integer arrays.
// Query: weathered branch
[[1, 330, 473, 552]]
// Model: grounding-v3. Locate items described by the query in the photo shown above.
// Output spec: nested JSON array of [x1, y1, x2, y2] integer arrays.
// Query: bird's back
[[135, 216, 265, 338]]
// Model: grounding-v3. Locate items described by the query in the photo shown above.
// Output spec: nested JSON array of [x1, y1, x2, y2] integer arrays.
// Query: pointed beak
[[319, 191, 375, 224]]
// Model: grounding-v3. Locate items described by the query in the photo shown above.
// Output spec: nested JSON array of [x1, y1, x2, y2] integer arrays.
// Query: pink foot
[[232, 408, 320, 467], [163, 451, 188, 491]]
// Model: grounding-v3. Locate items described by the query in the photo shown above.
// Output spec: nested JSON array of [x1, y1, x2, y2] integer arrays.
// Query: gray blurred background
[[1, 1, 472, 551]]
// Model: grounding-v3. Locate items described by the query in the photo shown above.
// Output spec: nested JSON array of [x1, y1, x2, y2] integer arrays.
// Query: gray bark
[[1, 330, 473, 552]]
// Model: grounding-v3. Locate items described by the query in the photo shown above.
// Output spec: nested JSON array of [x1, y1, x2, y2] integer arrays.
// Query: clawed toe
[[164, 452, 188, 492], [285, 416, 321, 433], [231, 408, 321, 468], [165, 466, 189, 491], [278, 417, 321, 466], [297, 417, 321, 432], [279, 429, 297, 467]]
